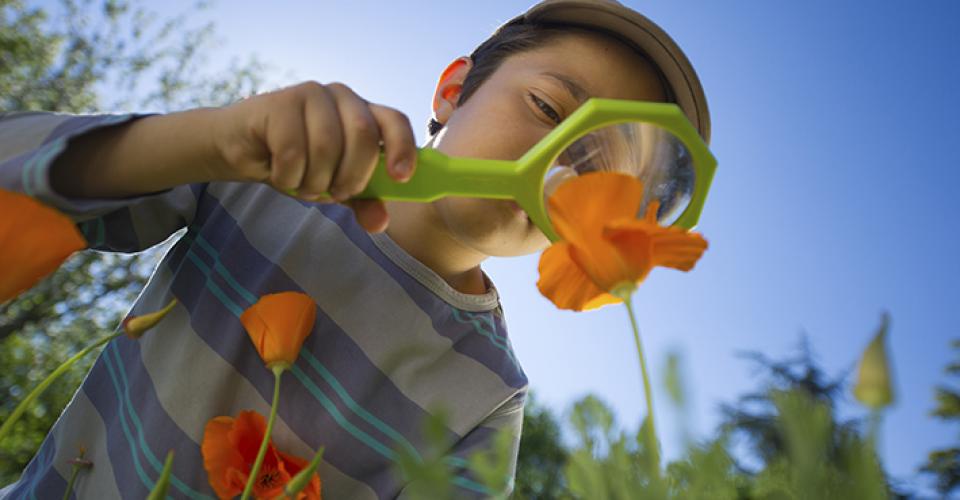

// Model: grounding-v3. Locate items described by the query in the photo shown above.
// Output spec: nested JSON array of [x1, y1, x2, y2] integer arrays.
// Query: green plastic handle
[[354, 147, 553, 240], [358, 148, 521, 203]]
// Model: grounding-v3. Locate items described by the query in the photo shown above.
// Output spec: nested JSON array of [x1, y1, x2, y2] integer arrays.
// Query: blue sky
[[58, 0, 960, 494]]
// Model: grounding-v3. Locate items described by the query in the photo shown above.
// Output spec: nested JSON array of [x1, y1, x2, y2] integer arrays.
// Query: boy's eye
[[527, 92, 562, 124]]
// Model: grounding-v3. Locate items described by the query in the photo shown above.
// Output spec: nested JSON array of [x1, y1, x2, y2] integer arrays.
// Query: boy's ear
[[432, 56, 472, 125]]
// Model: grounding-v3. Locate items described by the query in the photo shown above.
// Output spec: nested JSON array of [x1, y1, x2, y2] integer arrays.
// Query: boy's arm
[[47, 108, 222, 199], [0, 111, 205, 252], [0, 81, 419, 251]]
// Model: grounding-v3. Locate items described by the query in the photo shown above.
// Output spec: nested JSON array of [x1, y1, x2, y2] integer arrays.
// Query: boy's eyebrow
[[541, 71, 589, 103]]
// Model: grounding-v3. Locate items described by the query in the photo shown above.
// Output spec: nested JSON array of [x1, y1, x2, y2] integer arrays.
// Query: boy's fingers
[[367, 104, 417, 182], [298, 82, 343, 198], [265, 90, 310, 191], [323, 83, 382, 201], [344, 198, 389, 233]]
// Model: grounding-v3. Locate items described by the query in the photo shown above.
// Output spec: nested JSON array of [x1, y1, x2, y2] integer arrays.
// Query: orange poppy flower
[[202, 410, 321, 500], [240, 292, 317, 369], [0, 189, 86, 304], [537, 172, 708, 312]]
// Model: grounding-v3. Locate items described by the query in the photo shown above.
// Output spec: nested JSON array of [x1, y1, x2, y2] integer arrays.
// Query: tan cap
[[502, 0, 711, 144]]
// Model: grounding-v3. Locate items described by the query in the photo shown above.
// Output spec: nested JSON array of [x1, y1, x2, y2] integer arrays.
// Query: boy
[[0, 0, 710, 497]]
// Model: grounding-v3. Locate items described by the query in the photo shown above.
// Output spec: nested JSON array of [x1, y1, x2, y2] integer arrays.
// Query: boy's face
[[430, 30, 669, 258]]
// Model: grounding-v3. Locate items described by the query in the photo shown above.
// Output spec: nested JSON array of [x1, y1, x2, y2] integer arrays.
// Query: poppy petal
[[546, 172, 644, 245], [537, 241, 621, 312], [202, 416, 247, 499], [604, 220, 707, 275], [230, 410, 270, 465], [651, 232, 708, 271], [600, 220, 656, 284], [0, 189, 86, 303]]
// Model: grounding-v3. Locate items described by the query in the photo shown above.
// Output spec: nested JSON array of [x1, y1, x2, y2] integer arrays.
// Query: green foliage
[[0, 316, 95, 480], [468, 426, 515, 499], [765, 389, 888, 500], [394, 408, 456, 500], [451, 335, 906, 499], [564, 397, 667, 499], [504, 388, 889, 500], [718, 337, 856, 472], [0, 0, 264, 483], [0, 0, 264, 114], [1, 0, 96, 112], [0, 250, 174, 483], [392, 407, 517, 499], [920, 338, 960, 496]]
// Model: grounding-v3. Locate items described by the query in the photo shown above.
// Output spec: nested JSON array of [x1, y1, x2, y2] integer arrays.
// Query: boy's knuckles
[[308, 126, 343, 155], [270, 169, 299, 190], [392, 108, 413, 126], [300, 172, 334, 196], [337, 164, 373, 193], [331, 175, 365, 198], [323, 81, 354, 96], [274, 147, 305, 170], [344, 114, 380, 143], [293, 80, 326, 97], [376, 108, 407, 132]]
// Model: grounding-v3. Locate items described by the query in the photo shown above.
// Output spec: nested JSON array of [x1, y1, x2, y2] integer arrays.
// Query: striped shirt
[[0, 112, 527, 499]]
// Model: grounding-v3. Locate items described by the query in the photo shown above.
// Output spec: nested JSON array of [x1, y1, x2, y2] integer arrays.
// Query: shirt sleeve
[[397, 390, 527, 499], [0, 111, 205, 252]]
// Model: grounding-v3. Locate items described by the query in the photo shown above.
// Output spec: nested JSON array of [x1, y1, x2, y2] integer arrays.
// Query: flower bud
[[123, 298, 178, 339], [146, 451, 174, 500], [853, 312, 895, 410], [284, 447, 324, 499]]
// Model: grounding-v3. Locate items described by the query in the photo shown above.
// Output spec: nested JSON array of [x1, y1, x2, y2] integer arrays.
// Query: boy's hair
[[427, 19, 674, 137]]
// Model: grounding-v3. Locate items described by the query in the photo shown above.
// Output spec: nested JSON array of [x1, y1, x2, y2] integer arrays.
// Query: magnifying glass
[[350, 97, 716, 243]]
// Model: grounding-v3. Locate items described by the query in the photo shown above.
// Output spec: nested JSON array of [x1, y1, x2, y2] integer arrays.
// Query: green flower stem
[[0, 330, 123, 444], [241, 364, 287, 500], [62, 464, 82, 500], [867, 408, 882, 452], [62, 450, 91, 500], [620, 291, 661, 478]]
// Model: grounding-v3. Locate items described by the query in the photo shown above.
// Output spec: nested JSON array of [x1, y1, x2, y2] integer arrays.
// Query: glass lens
[[542, 121, 695, 226]]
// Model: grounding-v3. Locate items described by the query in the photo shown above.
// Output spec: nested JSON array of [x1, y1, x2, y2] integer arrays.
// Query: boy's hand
[[209, 81, 418, 233]]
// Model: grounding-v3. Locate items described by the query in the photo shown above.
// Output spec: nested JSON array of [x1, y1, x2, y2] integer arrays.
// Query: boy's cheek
[[440, 101, 544, 162]]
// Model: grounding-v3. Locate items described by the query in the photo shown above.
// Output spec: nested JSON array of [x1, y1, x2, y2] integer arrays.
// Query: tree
[[920, 339, 960, 496], [717, 336, 858, 472], [512, 393, 569, 499], [0, 0, 264, 483]]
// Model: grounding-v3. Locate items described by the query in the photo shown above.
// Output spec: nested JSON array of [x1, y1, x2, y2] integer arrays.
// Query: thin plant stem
[[62, 464, 81, 500], [62, 449, 90, 500], [622, 295, 661, 478], [0, 330, 123, 444], [241, 365, 286, 500], [867, 408, 882, 452]]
